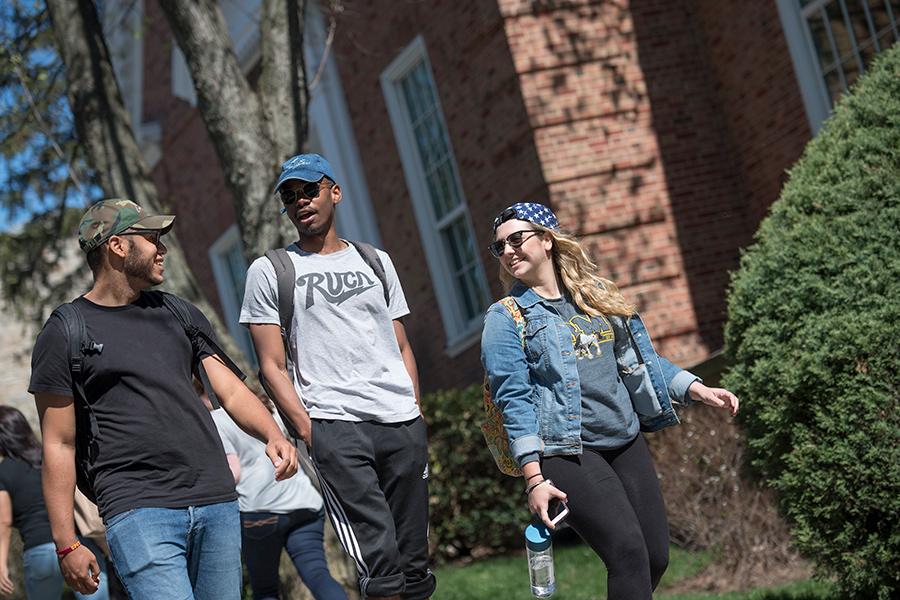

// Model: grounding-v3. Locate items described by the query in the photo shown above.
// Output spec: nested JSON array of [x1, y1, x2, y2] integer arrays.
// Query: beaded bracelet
[[56, 539, 81, 559]]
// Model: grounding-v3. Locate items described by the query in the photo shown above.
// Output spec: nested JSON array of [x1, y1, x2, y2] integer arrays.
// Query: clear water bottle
[[525, 523, 555, 597]]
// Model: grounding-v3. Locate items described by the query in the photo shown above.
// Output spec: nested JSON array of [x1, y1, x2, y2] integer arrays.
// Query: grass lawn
[[433, 543, 837, 600]]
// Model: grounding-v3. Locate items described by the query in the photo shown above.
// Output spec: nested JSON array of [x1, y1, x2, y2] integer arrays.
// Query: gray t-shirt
[[240, 242, 420, 423], [211, 409, 322, 514], [546, 296, 639, 449]]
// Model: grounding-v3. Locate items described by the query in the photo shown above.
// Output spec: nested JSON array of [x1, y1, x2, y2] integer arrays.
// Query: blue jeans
[[241, 508, 347, 600], [105, 500, 241, 600], [23, 539, 109, 600]]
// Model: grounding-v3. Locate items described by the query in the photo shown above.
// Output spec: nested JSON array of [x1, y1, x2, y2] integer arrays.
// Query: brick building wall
[[691, 0, 812, 228], [498, 0, 753, 365]]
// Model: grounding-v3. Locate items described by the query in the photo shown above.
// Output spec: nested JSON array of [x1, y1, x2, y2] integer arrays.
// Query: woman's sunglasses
[[488, 230, 541, 258]]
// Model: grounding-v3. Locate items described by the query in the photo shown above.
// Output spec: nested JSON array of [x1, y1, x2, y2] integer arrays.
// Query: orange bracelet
[[56, 540, 81, 559]]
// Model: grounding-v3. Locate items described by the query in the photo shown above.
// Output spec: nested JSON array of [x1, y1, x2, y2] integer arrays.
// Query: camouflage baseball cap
[[78, 198, 175, 252]]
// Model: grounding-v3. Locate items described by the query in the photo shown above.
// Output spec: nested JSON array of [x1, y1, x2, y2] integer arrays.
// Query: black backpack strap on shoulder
[[51, 302, 100, 501], [349, 241, 390, 307], [53, 304, 89, 405], [156, 292, 246, 410], [262, 249, 302, 441], [264, 248, 296, 346]]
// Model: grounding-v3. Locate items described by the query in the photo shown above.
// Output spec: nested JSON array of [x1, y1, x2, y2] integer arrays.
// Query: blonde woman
[[481, 203, 739, 599]]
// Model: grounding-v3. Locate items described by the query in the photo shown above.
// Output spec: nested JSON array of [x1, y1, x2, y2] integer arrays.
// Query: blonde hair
[[498, 226, 635, 317]]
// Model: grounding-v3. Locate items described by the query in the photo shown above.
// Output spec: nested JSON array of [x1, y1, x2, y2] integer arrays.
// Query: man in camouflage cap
[[30, 199, 298, 599]]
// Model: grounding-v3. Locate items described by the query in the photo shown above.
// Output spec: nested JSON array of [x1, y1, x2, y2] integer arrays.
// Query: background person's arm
[[35, 393, 100, 595], [201, 355, 297, 481], [249, 323, 313, 446]]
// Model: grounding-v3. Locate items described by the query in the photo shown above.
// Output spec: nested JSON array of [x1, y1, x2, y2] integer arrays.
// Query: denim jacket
[[481, 283, 700, 467]]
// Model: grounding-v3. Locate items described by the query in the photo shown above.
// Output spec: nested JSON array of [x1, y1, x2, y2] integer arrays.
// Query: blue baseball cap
[[492, 202, 560, 233], [274, 153, 337, 192]]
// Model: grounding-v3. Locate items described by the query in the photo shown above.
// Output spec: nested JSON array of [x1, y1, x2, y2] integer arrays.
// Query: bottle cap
[[525, 523, 551, 551]]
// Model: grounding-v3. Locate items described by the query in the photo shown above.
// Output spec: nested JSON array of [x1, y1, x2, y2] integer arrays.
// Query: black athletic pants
[[310, 417, 435, 599], [541, 434, 669, 600]]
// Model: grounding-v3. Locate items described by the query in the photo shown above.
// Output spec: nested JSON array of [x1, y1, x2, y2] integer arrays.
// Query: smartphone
[[548, 499, 569, 526]]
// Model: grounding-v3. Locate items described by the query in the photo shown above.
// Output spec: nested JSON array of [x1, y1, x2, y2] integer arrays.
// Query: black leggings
[[542, 434, 669, 600]]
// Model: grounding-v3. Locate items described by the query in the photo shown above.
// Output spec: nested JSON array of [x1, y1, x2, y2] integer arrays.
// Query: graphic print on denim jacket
[[296, 271, 378, 308]]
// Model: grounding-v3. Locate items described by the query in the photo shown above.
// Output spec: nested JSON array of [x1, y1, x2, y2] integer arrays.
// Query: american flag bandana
[[492, 202, 560, 233]]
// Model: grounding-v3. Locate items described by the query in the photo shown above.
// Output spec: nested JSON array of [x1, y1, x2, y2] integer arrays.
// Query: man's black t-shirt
[[0, 457, 52, 550], [28, 293, 237, 519]]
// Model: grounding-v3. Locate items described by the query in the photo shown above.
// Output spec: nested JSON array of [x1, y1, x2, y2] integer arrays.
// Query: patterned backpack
[[480, 296, 526, 477]]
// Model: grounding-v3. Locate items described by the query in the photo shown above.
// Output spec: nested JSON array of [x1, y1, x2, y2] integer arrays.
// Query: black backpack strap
[[155, 292, 246, 410], [52, 304, 89, 406], [349, 241, 390, 308], [52, 304, 101, 437], [262, 249, 302, 441], [51, 302, 100, 501], [264, 248, 296, 347]]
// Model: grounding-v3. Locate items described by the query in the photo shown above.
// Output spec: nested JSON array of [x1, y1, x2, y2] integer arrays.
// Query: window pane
[[804, 1, 900, 108], [425, 169, 450, 219], [435, 160, 458, 217], [847, 1, 878, 60], [870, 1, 900, 44], [441, 218, 466, 273], [440, 217, 487, 321], [825, 2, 857, 66], [400, 64, 434, 125], [461, 266, 489, 321], [414, 62, 437, 108], [809, 11, 839, 71], [824, 68, 845, 102], [412, 121, 438, 172]]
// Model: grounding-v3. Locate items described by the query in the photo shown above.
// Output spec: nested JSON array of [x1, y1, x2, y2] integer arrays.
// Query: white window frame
[[778, 0, 899, 134], [380, 35, 489, 353], [208, 225, 256, 366]]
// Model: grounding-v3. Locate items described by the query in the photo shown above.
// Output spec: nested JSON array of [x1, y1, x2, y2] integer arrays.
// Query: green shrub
[[723, 46, 900, 599], [423, 385, 529, 563]]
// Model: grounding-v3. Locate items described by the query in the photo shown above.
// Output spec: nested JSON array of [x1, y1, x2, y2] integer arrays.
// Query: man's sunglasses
[[279, 180, 331, 205], [118, 229, 162, 247], [488, 230, 541, 258]]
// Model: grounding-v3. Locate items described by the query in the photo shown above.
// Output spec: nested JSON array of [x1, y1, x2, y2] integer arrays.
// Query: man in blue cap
[[240, 154, 435, 599]]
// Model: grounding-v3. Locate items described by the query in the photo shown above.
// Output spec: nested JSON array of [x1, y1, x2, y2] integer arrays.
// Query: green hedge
[[423, 385, 529, 563], [723, 46, 900, 599]]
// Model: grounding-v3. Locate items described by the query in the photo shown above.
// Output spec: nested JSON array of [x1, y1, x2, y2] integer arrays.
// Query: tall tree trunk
[[158, 0, 309, 259], [45, 0, 250, 369]]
